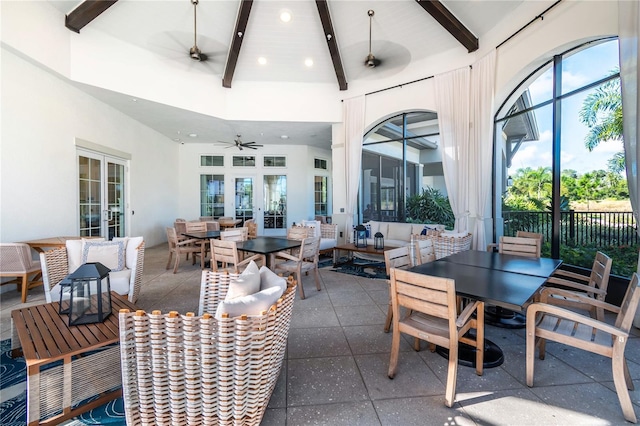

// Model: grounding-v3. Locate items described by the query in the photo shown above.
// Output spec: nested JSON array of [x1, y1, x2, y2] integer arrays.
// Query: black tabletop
[[236, 237, 301, 254], [183, 231, 220, 239], [408, 261, 548, 311], [441, 250, 562, 278]]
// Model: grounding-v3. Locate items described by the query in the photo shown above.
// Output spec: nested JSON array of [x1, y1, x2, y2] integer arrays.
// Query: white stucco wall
[[0, 48, 179, 247]]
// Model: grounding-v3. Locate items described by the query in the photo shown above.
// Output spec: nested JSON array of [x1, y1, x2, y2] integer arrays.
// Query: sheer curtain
[[619, 0, 639, 235], [343, 96, 366, 238], [470, 51, 496, 250], [434, 67, 471, 232]]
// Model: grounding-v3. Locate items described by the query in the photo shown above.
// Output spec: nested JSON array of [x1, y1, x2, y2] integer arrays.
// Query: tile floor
[[2, 243, 639, 425]]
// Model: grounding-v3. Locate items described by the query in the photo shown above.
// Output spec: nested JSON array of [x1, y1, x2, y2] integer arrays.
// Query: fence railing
[[503, 210, 639, 246]]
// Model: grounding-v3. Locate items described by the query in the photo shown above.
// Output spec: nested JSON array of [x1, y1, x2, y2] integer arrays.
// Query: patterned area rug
[[331, 258, 388, 279], [0, 339, 126, 426]]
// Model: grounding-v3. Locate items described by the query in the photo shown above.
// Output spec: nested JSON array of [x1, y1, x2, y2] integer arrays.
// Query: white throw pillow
[[113, 236, 144, 269], [225, 260, 261, 300], [82, 240, 126, 271], [215, 286, 284, 319], [67, 238, 105, 273], [259, 266, 287, 292]]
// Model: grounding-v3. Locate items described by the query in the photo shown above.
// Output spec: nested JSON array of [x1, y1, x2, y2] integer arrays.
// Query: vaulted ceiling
[[45, 0, 526, 149]]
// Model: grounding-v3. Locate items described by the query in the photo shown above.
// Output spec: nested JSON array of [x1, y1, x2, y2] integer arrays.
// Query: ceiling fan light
[[190, 46, 202, 61], [365, 53, 379, 68]]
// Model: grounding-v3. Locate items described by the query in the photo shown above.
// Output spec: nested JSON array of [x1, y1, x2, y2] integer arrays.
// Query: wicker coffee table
[[333, 243, 397, 266], [11, 292, 137, 426]]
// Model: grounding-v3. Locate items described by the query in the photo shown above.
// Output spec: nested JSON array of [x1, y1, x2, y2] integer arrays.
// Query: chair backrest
[[616, 273, 640, 332], [588, 251, 613, 295], [210, 239, 241, 272], [516, 231, 543, 245], [205, 221, 220, 231], [185, 221, 207, 233], [221, 228, 247, 242], [166, 227, 178, 248], [414, 238, 435, 265], [384, 246, 413, 276], [287, 226, 312, 240], [218, 216, 233, 221], [299, 236, 320, 261], [245, 219, 258, 238], [199, 216, 214, 221], [390, 268, 457, 327], [0, 243, 33, 273], [499, 236, 541, 258], [174, 220, 187, 235]]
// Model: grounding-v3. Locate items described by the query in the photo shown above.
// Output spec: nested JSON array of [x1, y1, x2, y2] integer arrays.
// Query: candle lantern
[[66, 262, 112, 326], [354, 224, 367, 248], [374, 232, 384, 250]]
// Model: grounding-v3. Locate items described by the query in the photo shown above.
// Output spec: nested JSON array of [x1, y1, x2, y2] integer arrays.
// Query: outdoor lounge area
[[1, 243, 639, 425]]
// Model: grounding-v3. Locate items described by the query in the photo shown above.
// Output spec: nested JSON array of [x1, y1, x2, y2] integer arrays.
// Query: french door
[[234, 177, 255, 225], [78, 150, 127, 238]]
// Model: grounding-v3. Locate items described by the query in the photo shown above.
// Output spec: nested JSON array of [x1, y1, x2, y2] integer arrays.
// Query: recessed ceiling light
[[189, 133, 198, 138], [281, 135, 289, 140], [280, 9, 292, 23], [258, 56, 267, 65], [304, 58, 314, 67], [173, 138, 181, 142], [131, 98, 137, 102]]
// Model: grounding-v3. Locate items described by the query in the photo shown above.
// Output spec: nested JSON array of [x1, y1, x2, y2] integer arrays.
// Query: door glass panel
[[79, 156, 102, 237], [107, 162, 125, 239], [263, 175, 286, 229], [201, 175, 225, 218], [235, 177, 254, 224]]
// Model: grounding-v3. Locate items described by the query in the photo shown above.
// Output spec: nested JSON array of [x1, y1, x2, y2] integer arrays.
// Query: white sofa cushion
[[49, 268, 132, 303], [66, 238, 105, 273], [114, 236, 144, 269], [259, 266, 287, 292], [386, 223, 414, 241], [319, 238, 336, 251]]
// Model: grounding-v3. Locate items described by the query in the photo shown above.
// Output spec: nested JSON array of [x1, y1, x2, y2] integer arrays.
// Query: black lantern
[[374, 232, 384, 250], [354, 224, 367, 248], [66, 262, 112, 326]]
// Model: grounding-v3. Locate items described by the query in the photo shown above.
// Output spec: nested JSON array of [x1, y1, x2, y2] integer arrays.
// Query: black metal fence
[[503, 210, 639, 246]]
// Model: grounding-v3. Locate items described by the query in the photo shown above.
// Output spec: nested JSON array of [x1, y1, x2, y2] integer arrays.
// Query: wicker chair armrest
[[40, 247, 69, 293]]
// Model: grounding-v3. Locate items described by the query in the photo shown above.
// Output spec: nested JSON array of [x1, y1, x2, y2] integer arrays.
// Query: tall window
[[264, 175, 286, 229], [200, 175, 224, 218], [361, 111, 440, 223], [495, 38, 633, 272], [314, 176, 328, 215]]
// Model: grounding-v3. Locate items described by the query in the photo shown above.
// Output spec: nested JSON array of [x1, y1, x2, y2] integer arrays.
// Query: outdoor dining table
[[408, 250, 562, 368], [236, 236, 302, 269]]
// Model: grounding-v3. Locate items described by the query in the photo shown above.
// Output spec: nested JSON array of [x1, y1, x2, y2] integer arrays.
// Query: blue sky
[[508, 39, 623, 175]]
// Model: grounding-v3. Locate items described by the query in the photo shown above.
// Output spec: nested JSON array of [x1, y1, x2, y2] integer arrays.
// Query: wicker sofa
[[364, 221, 443, 247], [40, 237, 145, 304]]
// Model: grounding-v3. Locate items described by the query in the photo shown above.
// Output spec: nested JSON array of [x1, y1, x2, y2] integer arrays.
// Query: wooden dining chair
[[544, 251, 612, 321], [220, 227, 248, 242], [244, 219, 258, 239], [165, 228, 203, 273], [274, 236, 320, 300], [383, 246, 414, 333], [414, 237, 436, 266], [526, 273, 640, 423], [388, 268, 484, 408], [209, 239, 265, 273]]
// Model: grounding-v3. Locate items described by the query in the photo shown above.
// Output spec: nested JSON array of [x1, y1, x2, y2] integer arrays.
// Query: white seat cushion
[[215, 286, 285, 319], [49, 268, 132, 303], [319, 238, 336, 251]]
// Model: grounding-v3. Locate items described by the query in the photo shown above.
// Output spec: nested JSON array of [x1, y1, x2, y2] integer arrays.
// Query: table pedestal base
[[435, 338, 504, 369], [484, 306, 526, 329]]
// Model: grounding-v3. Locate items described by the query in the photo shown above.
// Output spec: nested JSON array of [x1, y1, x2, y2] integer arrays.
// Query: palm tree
[[578, 76, 623, 153]]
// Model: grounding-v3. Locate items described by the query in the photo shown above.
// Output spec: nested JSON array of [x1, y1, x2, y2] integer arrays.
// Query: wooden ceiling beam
[[315, 0, 347, 91], [415, 0, 478, 53], [65, 0, 118, 33], [223, 0, 253, 89]]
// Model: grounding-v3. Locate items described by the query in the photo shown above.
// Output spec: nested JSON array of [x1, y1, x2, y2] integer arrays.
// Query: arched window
[[494, 38, 633, 272], [361, 111, 441, 223]]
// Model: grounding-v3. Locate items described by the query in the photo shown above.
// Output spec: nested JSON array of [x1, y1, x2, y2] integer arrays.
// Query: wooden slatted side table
[[11, 292, 137, 426]]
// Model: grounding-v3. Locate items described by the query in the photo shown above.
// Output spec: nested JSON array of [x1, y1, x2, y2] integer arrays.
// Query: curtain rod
[[345, 0, 564, 100]]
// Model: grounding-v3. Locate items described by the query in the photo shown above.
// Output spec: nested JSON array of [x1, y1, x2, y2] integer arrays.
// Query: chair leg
[[21, 274, 28, 303], [612, 345, 638, 423], [623, 358, 634, 391], [526, 316, 536, 387], [475, 306, 484, 376], [387, 327, 401, 379], [296, 270, 305, 300], [166, 251, 174, 270], [173, 251, 181, 274], [384, 302, 392, 333], [444, 340, 458, 407], [313, 268, 321, 292]]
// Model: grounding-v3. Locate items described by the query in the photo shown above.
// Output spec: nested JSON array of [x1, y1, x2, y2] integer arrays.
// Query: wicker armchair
[[40, 238, 145, 304], [0, 243, 43, 303], [119, 271, 297, 426], [414, 231, 472, 259]]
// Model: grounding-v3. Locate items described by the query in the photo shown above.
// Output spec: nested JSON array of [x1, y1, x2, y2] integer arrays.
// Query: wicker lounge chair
[[119, 271, 296, 426]]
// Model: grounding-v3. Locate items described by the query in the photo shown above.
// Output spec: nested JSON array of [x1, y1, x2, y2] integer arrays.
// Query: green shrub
[[406, 187, 455, 229]]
